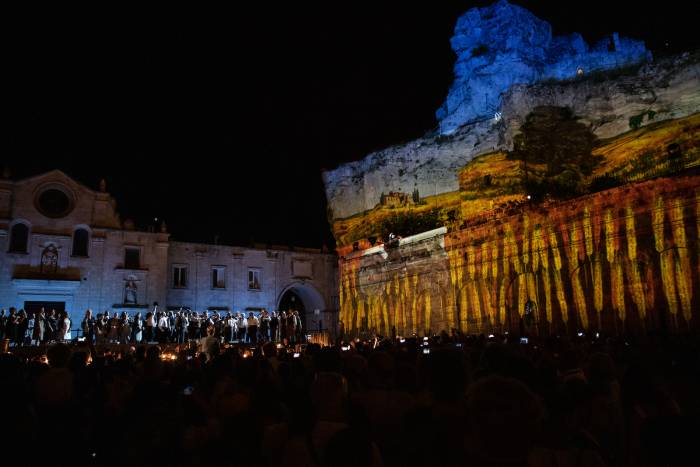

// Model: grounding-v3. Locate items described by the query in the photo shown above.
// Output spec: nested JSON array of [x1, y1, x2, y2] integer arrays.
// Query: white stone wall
[[166, 241, 338, 317], [0, 170, 338, 335]]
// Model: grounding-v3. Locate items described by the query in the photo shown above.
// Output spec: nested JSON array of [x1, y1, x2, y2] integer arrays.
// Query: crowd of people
[[1, 328, 697, 467], [0, 307, 305, 348], [0, 307, 72, 346]]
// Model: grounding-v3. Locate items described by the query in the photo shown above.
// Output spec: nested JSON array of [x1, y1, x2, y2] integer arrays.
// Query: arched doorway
[[279, 289, 305, 315], [277, 282, 327, 334], [505, 271, 541, 335]]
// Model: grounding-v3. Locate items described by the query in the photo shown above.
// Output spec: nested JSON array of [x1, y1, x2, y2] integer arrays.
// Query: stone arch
[[457, 277, 496, 334], [277, 281, 326, 313], [505, 270, 541, 332], [413, 288, 430, 336], [366, 290, 388, 336], [456, 282, 472, 332], [8, 219, 31, 253], [357, 283, 387, 335], [277, 281, 327, 334], [413, 280, 448, 336], [72, 224, 91, 257], [656, 246, 694, 328]]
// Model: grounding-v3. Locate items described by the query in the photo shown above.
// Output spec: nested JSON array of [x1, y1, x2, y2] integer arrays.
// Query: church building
[[0, 170, 338, 333]]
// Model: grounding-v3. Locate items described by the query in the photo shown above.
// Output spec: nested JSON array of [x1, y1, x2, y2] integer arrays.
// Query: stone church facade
[[0, 170, 338, 333]]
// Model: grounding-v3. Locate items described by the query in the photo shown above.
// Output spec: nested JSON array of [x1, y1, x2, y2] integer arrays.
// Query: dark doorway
[[24, 301, 65, 316], [278, 289, 307, 330]]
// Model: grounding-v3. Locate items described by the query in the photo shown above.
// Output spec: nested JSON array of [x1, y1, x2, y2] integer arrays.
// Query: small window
[[124, 248, 140, 269], [9, 223, 29, 253], [72, 228, 89, 257], [212, 266, 226, 289], [173, 265, 188, 288], [248, 269, 261, 290]]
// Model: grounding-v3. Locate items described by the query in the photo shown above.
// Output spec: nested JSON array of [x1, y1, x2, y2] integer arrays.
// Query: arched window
[[72, 228, 89, 257], [9, 223, 29, 253]]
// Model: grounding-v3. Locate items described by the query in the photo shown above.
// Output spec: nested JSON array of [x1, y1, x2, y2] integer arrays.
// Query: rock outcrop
[[323, 52, 699, 221], [435, 0, 650, 134]]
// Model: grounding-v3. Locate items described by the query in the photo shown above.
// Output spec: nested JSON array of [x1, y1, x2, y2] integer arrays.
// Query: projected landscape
[[323, 1, 700, 337]]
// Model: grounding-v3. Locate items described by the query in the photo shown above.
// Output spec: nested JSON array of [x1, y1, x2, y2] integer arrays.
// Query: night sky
[[5, 1, 697, 250]]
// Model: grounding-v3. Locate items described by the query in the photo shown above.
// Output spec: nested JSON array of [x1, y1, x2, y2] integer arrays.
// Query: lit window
[[248, 269, 261, 290], [212, 266, 226, 289], [173, 265, 188, 288]]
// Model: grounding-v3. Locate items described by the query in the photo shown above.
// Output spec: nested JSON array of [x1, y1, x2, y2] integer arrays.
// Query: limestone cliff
[[322, 52, 700, 222]]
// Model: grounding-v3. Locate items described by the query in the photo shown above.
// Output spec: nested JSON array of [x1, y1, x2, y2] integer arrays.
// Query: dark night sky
[[5, 1, 698, 249]]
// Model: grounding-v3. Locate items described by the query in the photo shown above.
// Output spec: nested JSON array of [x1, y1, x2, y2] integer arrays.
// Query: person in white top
[[236, 313, 247, 341], [59, 311, 71, 341], [157, 312, 170, 343], [199, 323, 219, 362], [225, 313, 235, 343]]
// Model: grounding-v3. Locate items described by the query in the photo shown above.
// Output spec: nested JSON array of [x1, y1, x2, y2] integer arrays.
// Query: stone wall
[[166, 242, 338, 333], [0, 170, 338, 333], [339, 174, 700, 337], [166, 241, 337, 314]]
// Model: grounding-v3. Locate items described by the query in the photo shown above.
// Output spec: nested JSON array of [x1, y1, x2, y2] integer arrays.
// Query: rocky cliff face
[[436, 0, 650, 134], [323, 52, 699, 222], [500, 53, 700, 145], [322, 120, 498, 220]]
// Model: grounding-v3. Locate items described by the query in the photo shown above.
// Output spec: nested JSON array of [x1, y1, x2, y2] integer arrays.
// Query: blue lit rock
[[436, 0, 651, 134]]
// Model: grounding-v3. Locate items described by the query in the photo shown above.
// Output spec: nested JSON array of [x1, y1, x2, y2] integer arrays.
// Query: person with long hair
[[59, 310, 71, 341], [81, 309, 95, 344], [33, 308, 46, 345], [279, 311, 288, 345], [131, 311, 143, 344], [287, 310, 297, 345], [16, 310, 29, 346], [94, 312, 104, 344], [46, 309, 58, 342], [144, 310, 155, 343], [119, 312, 130, 344], [260, 309, 271, 343]]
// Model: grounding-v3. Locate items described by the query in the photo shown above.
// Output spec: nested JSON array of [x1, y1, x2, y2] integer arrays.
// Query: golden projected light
[[337, 173, 699, 337]]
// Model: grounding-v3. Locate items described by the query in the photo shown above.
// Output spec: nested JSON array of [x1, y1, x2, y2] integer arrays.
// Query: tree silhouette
[[412, 188, 420, 203], [508, 106, 600, 199]]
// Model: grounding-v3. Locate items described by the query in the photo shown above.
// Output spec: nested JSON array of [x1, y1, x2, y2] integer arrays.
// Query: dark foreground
[[1, 333, 698, 467]]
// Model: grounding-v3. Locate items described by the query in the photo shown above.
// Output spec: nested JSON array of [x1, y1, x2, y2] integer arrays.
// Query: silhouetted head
[[464, 376, 543, 464], [47, 343, 71, 368]]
